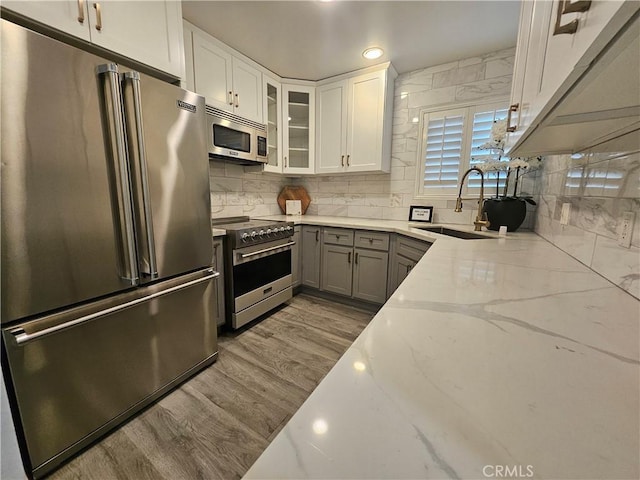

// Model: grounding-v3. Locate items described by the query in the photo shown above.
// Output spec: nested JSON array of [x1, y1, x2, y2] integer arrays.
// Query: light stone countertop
[[244, 215, 640, 480], [211, 228, 227, 238]]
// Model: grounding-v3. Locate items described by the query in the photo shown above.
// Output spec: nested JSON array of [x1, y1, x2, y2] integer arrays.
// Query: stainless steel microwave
[[205, 106, 267, 165]]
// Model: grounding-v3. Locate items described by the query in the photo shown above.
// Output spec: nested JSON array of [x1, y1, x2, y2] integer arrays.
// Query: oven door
[[232, 238, 294, 328]]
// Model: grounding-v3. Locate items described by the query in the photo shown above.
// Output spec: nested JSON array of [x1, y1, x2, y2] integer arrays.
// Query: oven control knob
[[259, 229, 265, 237], [266, 228, 272, 235], [286, 225, 292, 231], [241, 232, 249, 241], [251, 230, 258, 239]]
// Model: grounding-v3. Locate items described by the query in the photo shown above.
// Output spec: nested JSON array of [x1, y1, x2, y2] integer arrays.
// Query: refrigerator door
[[0, 20, 138, 324], [2, 269, 218, 478], [121, 72, 213, 282]]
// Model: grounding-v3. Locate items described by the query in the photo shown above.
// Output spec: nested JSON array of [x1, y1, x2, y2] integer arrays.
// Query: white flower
[[509, 156, 543, 170], [475, 160, 509, 172], [490, 119, 507, 142]]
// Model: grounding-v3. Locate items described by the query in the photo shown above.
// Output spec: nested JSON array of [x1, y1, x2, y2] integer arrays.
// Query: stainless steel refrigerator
[[1, 19, 217, 478]]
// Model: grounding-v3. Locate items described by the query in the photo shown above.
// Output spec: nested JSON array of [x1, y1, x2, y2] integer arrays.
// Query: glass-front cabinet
[[263, 75, 282, 173], [282, 84, 315, 174]]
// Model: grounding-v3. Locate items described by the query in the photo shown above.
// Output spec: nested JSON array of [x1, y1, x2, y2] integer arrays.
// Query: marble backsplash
[[208, 161, 288, 218], [535, 144, 640, 299]]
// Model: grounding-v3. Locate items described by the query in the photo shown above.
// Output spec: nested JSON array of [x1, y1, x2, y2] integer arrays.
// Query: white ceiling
[[182, 1, 522, 81]]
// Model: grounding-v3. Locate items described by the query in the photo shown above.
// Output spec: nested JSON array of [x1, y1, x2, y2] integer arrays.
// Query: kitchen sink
[[415, 226, 490, 239]]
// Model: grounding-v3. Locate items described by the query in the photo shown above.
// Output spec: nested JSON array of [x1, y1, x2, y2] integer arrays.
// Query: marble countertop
[[245, 216, 640, 480], [211, 228, 227, 237]]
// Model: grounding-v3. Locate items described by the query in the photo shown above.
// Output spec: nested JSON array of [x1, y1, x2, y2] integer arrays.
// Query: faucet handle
[[454, 198, 463, 212]]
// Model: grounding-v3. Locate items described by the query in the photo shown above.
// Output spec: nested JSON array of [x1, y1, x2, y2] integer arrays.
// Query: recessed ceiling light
[[362, 47, 384, 60]]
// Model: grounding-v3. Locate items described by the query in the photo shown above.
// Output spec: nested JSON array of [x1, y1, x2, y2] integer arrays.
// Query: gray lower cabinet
[[388, 235, 431, 296], [321, 228, 389, 304], [353, 248, 389, 304], [301, 225, 322, 288], [212, 238, 225, 326], [321, 244, 353, 296], [292, 226, 301, 287]]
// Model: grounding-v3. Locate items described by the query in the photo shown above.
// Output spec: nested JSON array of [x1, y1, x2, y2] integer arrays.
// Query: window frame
[[413, 97, 510, 199]]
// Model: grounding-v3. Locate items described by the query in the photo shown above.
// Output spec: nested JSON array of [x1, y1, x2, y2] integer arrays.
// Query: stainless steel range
[[212, 217, 295, 329]]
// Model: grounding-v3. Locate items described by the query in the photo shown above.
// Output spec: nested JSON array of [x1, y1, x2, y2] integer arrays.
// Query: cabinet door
[[301, 226, 321, 288], [291, 226, 301, 287], [192, 31, 233, 111], [346, 69, 386, 172], [316, 80, 348, 174], [232, 58, 263, 123], [389, 255, 416, 295], [2, 0, 91, 41], [353, 249, 388, 304], [321, 244, 353, 297], [212, 239, 226, 327], [282, 84, 315, 174], [88, 0, 184, 78], [263, 75, 282, 173]]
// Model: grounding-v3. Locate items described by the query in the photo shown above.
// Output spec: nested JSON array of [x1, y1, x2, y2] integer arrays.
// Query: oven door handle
[[240, 241, 295, 259]]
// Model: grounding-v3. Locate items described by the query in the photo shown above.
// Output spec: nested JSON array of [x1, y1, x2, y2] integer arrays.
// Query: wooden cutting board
[[277, 186, 311, 214]]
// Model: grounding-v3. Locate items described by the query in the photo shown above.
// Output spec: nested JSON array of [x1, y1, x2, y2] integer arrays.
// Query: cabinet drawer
[[396, 235, 431, 262], [323, 228, 354, 246], [354, 231, 389, 251]]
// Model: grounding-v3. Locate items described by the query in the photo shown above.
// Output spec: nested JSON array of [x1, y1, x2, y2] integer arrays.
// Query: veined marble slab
[[246, 217, 640, 480]]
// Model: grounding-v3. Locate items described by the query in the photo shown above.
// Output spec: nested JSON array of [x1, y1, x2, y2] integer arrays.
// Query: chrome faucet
[[455, 167, 490, 231]]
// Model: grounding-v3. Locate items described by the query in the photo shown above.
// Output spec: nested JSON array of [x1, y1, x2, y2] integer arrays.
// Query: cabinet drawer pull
[[93, 2, 102, 31], [553, 0, 591, 36], [235, 93, 239, 108], [341, 155, 345, 167], [355, 252, 359, 264], [506, 103, 519, 133], [348, 251, 352, 264], [228, 91, 234, 106], [77, 0, 85, 23], [346, 154, 350, 167], [315, 230, 319, 242]]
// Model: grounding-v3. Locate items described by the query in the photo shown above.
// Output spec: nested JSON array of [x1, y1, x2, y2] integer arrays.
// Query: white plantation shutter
[[421, 109, 468, 193], [468, 106, 509, 193], [417, 101, 508, 197]]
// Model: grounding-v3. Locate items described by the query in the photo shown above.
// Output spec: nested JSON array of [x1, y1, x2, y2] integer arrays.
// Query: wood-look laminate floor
[[47, 294, 375, 480]]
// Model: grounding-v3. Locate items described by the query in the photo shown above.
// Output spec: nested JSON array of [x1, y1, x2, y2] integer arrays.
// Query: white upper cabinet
[[316, 65, 396, 174], [507, 0, 639, 155], [192, 30, 233, 109], [282, 84, 315, 175], [187, 24, 263, 123], [3, 0, 184, 79], [316, 81, 348, 174], [232, 59, 263, 123], [263, 75, 283, 173], [2, 0, 92, 41]]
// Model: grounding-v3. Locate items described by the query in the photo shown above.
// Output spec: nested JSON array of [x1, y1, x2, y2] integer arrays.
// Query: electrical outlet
[[560, 203, 571, 225], [618, 211, 635, 248]]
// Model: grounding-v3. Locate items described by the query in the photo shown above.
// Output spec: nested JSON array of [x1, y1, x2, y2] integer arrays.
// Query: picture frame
[[409, 206, 433, 223]]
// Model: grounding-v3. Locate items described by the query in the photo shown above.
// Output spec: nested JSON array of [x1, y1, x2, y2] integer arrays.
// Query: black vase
[[482, 198, 527, 232]]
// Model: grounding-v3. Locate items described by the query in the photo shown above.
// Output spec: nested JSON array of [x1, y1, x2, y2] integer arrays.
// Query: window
[[415, 101, 509, 198]]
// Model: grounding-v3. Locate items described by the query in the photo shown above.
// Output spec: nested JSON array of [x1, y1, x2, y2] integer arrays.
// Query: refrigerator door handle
[[122, 71, 159, 279], [96, 64, 139, 285], [9, 271, 219, 346]]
